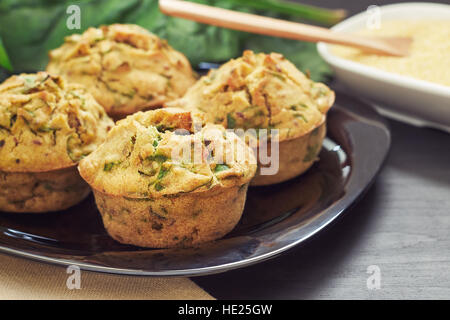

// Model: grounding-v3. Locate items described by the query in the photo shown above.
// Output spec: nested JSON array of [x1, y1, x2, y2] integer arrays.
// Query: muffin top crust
[[47, 24, 197, 118], [78, 108, 257, 198], [0, 72, 114, 172], [167, 50, 335, 141]]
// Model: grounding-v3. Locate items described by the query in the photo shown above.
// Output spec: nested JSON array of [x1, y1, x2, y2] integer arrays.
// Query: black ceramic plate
[[0, 92, 390, 276]]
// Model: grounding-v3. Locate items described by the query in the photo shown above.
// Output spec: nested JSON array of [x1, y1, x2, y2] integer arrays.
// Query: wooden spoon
[[159, 0, 411, 56]]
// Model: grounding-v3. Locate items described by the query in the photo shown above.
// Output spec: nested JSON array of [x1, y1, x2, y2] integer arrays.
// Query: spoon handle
[[159, 0, 410, 56]]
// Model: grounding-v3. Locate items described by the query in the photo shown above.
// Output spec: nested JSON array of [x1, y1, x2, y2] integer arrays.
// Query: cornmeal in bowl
[[167, 50, 335, 185], [47, 24, 197, 119], [78, 108, 256, 248], [332, 20, 450, 87], [0, 72, 114, 212]]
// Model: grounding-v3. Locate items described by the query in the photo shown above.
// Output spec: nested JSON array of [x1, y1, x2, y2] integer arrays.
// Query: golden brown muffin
[[78, 108, 257, 248], [47, 24, 197, 119], [0, 72, 114, 212], [167, 50, 335, 185]]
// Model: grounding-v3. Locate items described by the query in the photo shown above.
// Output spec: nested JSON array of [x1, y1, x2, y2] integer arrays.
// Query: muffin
[[78, 108, 257, 248], [0, 72, 114, 212], [47, 24, 197, 119], [167, 50, 335, 185]]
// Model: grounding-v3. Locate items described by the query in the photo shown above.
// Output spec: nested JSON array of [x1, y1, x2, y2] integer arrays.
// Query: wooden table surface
[[195, 118, 450, 299], [194, 0, 450, 299]]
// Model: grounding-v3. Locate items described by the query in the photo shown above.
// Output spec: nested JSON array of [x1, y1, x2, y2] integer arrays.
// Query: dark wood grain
[[194, 119, 450, 299], [193, 0, 450, 299]]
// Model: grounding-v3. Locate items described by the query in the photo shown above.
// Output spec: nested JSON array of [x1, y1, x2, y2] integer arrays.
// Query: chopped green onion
[[303, 144, 319, 162], [38, 125, 58, 133], [104, 161, 121, 171], [147, 154, 168, 163], [157, 166, 170, 179], [154, 182, 164, 191], [215, 164, 230, 173], [294, 114, 308, 123], [267, 70, 285, 81], [227, 113, 236, 129]]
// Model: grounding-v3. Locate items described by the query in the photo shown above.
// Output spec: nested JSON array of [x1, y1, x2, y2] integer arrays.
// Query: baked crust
[[47, 24, 197, 118], [79, 108, 256, 197], [78, 108, 256, 247], [0, 72, 114, 172], [0, 167, 90, 213], [250, 121, 327, 186], [93, 184, 248, 248], [167, 50, 334, 185], [0, 72, 113, 212]]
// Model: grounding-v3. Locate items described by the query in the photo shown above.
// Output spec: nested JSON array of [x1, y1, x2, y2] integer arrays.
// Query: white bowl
[[317, 2, 450, 132]]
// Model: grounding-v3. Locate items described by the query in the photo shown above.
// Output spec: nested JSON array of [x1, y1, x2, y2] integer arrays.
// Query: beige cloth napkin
[[0, 253, 213, 300]]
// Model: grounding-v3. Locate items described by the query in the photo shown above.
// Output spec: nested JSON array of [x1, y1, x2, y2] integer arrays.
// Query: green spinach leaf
[[0, 0, 338, 82]]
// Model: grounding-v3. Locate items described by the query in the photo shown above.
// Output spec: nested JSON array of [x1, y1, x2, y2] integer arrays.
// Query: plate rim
[[0, 92, 391, 277]]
